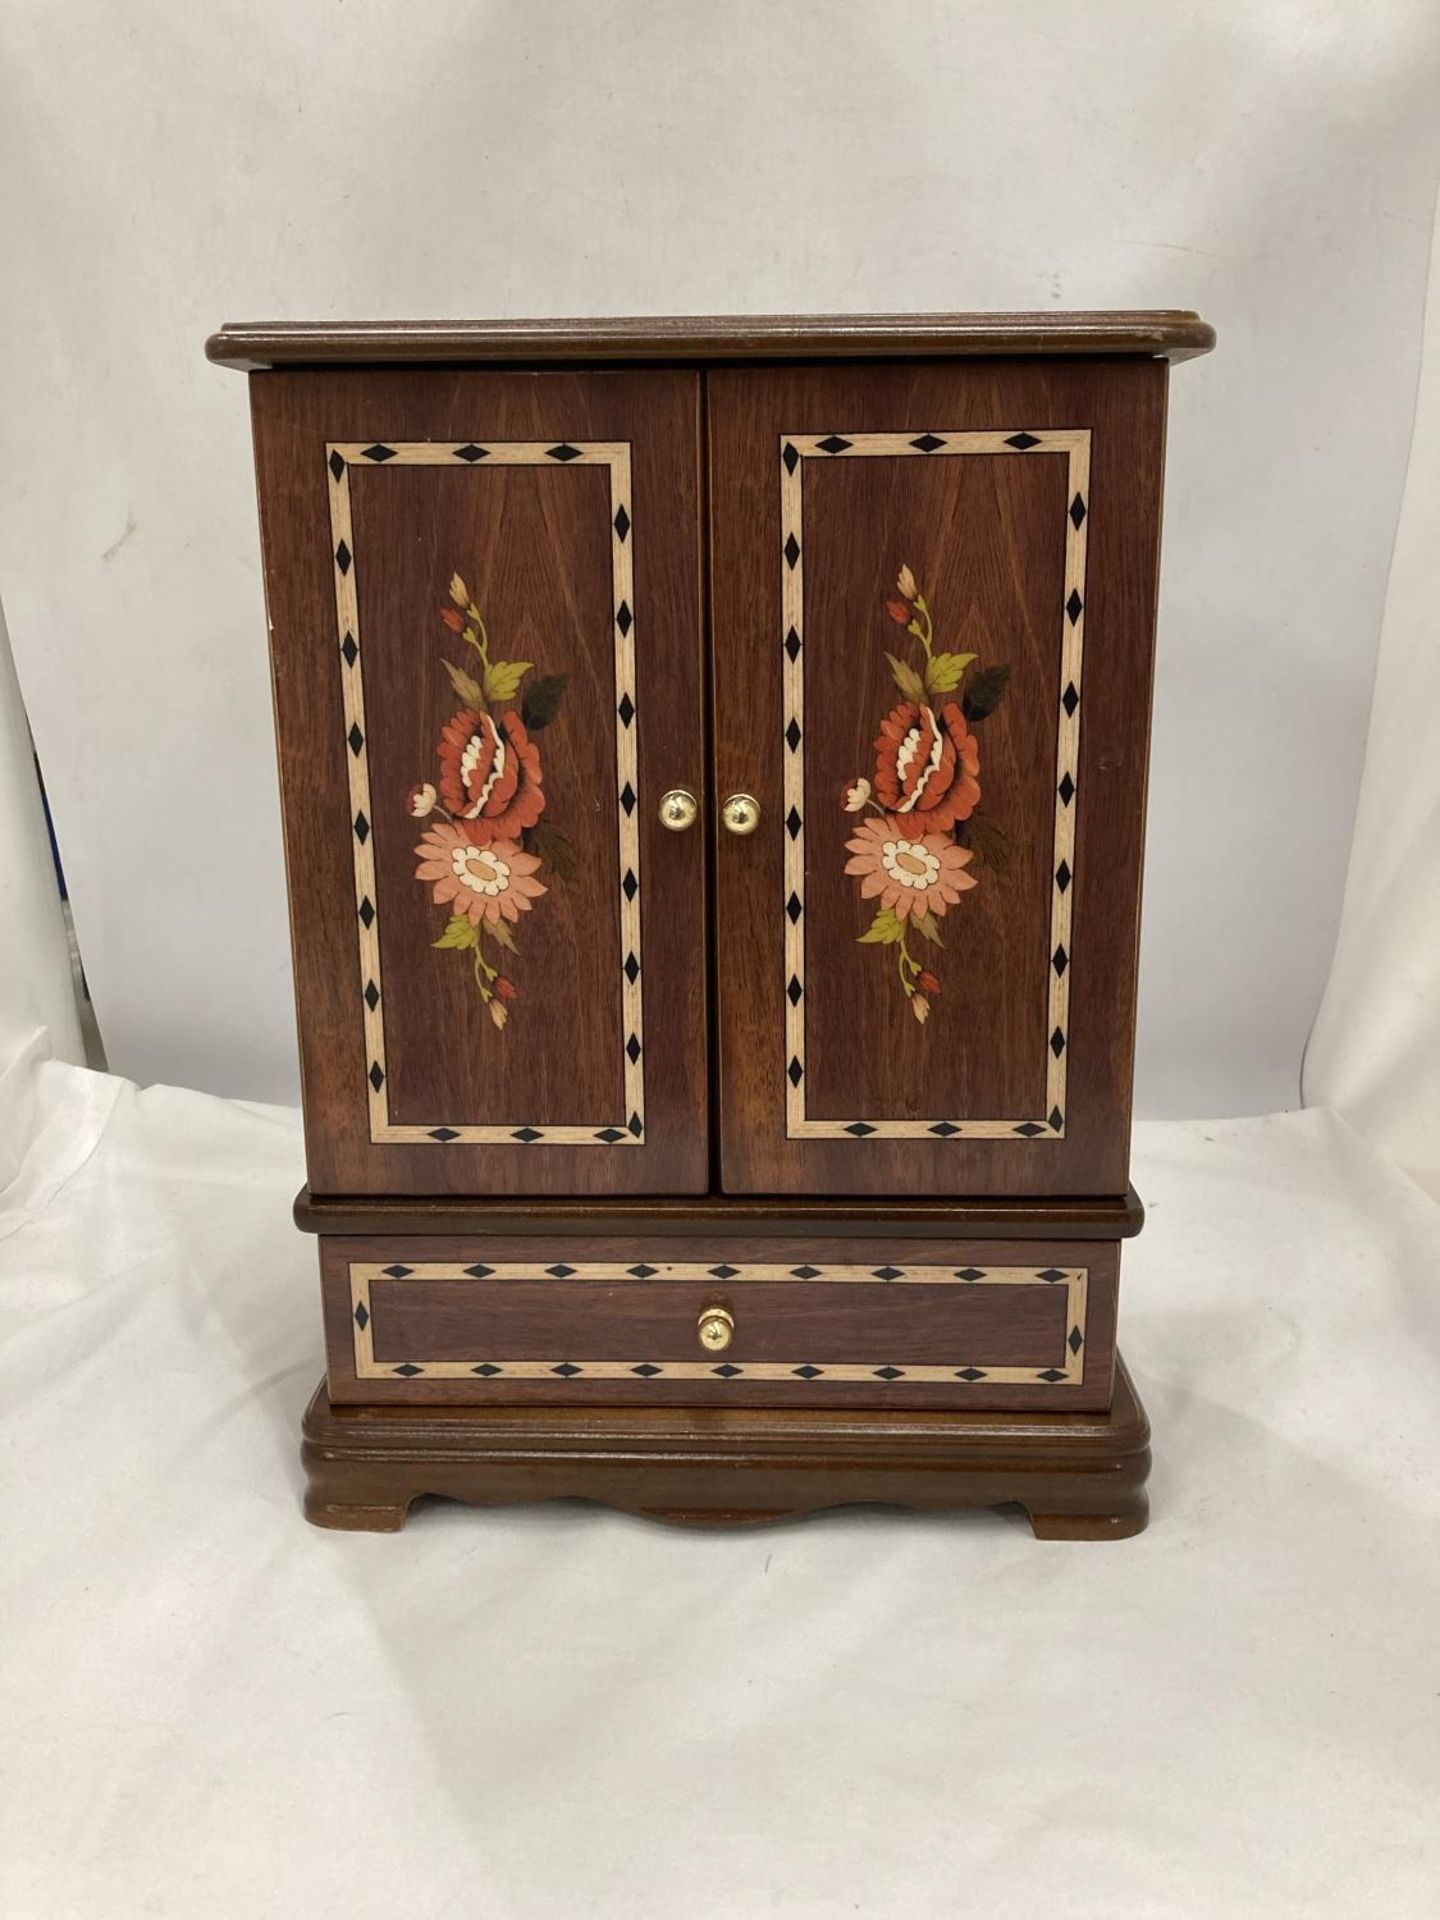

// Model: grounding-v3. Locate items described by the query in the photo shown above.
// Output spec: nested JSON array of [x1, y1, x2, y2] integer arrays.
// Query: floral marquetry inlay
[[409, 573, 571, 1031], [843, 564, 1012, 1024]]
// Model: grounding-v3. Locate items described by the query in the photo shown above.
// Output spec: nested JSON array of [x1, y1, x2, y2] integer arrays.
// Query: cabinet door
[[252, 370, 708, 1195], [709, 361, 1166, 1195]]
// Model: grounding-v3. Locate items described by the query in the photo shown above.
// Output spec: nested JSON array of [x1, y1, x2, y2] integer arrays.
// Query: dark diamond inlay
[[786, 805, 802, 838], [1014, 1121, 1045, 1137], [1062, 681, 1079, 718], [546, 443, 582, 462], [872, 1266, 903, 1281], [1066, 587, 1084, 625], [709, 1264, 738, 1279], [617, 690, 635, 728], [1050, 1026, 1066, 1057], [512, 1127, 542, 1143], [348, 723, 364, 757], [628, 1264, 658, 1278], [874, 1366, 905, 1380], [353, 810, 370, 844], [712, 1363, 742, 1378], [622, 868, 638, 901], [1055, 860, 1072, 893], [783, 532, 801, 569], [784, 626, 801, 662], [957, 1367, 986, 1382], [328, 449, 345, 480], [787, 975, 803, 1007], [429, 1127, 459, 1142], [340, 632, 358, 667], [619, 780, 636, 815], [464, 1264, 494, 1278], [595, 1128, 626, 1142], [393, 1363, 423, 1377], [816, 435, 852, 454], [791, 1265, 821, 1279], [1058, 771, 1076, 806], [785, 718, 802, 752], [631, 1363, 662, 1378], [910, 433, 945, 452], [335, 540, 351, 574], [472, 1363, 502, 1376], [845, 1122, 875, 1137], [787, 1056, 804, 1087], [551, 1362, 582, 1377], [794, 1364, 825, 1378], [1037, 1268, 1067, 1283], [929, 1121, 960, 1137], [1038, 1368, 1067, 1383], [623, 951, 640, 984], [1070, 492, 1087, 528], [546, 1264, 575, 1277], [782, 442, 800, 474], [615, 600, 633, 636], [613, 504, 631, 542], [368, 1062, 384, 1091], [453, 444, 489, 463], [628, 1111, 643, 1137], [360, 443, 395, 463], [1006, 431, 1041, 449], [382, 1264, 411, 1278], [957, 1267, 985, 1281], [353, 1302, 369, 1330], [358, 896, 375, 928], [1049, 1106, 1064, 1130], [1069, 1326, 1085, 1353], [786, 891, 802, 923], [363, 979, 379, 1011], [1053, 944, 1069, 976], [626, 1033, 641, 1065]]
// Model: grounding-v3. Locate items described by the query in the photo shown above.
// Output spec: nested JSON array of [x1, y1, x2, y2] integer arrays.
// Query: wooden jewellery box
[[209, 311, 1214, 1535]]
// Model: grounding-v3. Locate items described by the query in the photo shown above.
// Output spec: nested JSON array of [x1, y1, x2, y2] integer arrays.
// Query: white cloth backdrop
[[2, 0, 1440, 1114], [1305, 189, 1440, 1199], [4, 8, 1440, 1915]]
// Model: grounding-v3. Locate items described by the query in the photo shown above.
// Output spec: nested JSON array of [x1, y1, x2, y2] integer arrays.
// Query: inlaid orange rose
[[405, 576, 573, 1027], [841, 564, 1012, 1022]]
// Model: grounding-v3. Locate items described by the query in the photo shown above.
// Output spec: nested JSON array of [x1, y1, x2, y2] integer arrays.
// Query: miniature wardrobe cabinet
[[210, 313, 1214, 1536]]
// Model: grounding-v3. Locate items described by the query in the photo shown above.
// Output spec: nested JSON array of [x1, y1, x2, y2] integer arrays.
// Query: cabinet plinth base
[[301, 1356, 1150, 1539]]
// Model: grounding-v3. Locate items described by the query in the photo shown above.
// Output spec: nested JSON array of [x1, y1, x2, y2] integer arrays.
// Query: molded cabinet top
[[207, 311, 1215, 370]]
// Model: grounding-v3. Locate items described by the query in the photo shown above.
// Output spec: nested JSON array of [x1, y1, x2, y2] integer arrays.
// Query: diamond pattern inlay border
[[347, 1261, 1089, 1386], [779, 429, 1091, 1140], [326, 441, 644, 1146]]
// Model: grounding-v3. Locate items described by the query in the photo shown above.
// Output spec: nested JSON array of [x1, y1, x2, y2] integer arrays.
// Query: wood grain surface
[[209, 311, 1215, 369]]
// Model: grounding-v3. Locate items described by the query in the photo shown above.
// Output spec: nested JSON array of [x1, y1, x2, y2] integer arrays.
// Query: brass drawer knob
[[721, 792, 761, 836], [697, 1305, 735, 1353], [658, 786, 699, 832]]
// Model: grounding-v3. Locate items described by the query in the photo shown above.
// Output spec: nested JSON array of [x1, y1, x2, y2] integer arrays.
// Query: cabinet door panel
[[252, 370, 707, 1194], [709, 362, 1166, 1195]]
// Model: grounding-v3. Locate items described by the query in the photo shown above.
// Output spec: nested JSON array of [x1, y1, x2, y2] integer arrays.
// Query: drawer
[[319, 1236, 1119, 1411]]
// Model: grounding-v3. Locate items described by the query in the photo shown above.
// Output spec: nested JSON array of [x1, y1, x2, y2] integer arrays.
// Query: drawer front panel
[[251, 369, 708, 1196], [708, 360, 1166, 1196], [320, 1237, 1118, 1411]]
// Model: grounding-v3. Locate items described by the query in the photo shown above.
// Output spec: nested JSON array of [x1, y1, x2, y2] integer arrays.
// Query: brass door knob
[[697, 1305, 735, 1353], [721, 793, 761, 836], [658, 787, 699, 832]]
